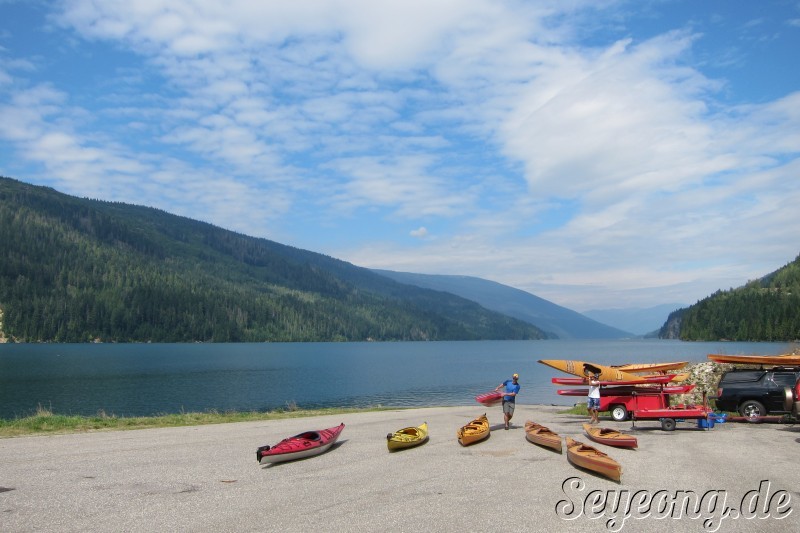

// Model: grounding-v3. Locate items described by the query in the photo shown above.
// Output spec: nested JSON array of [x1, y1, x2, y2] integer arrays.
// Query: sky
[[1, 1, 799, 313]]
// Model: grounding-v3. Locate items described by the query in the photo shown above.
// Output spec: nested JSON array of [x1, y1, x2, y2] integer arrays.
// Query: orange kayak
[[457, 414, 490, 446], [566, 437, 622, 482], [582, 423, 638, 448], [708, 353, 800, 365]]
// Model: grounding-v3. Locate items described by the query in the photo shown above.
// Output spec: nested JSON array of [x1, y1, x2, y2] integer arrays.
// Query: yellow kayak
[[387, 422, 429, 451], [612, 361, 688, 373], [457, 414, 490, 446], [708, 353, 800, 365], [538, 359, 642, 382]]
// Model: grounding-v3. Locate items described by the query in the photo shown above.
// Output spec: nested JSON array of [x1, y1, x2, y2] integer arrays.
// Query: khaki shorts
[[502, 400, 515, 415]]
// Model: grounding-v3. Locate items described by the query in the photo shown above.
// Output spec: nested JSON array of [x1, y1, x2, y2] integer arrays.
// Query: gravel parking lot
[[2, 405, 799, 532]]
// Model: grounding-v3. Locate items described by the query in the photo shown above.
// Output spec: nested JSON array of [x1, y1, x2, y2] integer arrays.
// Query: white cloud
[[410, 226, 428, 238]]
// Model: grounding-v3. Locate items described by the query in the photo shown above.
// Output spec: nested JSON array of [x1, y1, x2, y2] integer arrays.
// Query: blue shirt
[[502, 379, 520, 402]]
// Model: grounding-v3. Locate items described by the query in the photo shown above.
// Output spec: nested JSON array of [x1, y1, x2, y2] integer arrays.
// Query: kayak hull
[[566, 437, 622, 482], [611, 361, 689, 373], [582, 423, 638, 448], [524, 421, 562, 453], [257, 423, 345, 464], [387, 422, 429, 451], [457, 414, 490, 446], [708, 353, 800, 366], [557, 384, 695, 396], [475, 391, 503, 406], [538, 359, 642, 382]]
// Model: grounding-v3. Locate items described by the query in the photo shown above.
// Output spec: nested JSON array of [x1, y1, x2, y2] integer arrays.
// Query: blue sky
[[1, 1, 799, 312]]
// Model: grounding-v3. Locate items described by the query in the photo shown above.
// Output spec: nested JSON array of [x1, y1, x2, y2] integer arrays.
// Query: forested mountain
[[372, 270, 632, 339], [659, 255, 800, 341], [0, 177, 545, 342]]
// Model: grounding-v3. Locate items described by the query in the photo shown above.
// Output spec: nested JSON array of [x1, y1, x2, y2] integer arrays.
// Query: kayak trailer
[[629, 391, 715, 431]]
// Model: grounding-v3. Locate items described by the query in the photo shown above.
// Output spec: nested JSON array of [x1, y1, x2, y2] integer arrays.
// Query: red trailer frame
[[556, 382, 696, 422], [629, 391, 713, 431]]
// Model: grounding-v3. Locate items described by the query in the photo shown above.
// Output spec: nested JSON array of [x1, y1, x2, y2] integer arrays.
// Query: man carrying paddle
[[495, 373, 520, 430]]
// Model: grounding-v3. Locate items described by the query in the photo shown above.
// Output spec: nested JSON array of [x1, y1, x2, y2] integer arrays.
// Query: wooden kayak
[[475, 390, 503, 406], [524, 421, 562, 453], [565, 437, 622, 482], [387, 422, 429, 451], [582, 423, 638, 448], [256, 423, 345, 464], [611, 361, 688, 373], [551, 374, 677, 386], [708, 353, 800, 366], [635, 372, 690, 383], [457, 414, 490, 446], [538, 359, 642, 382]]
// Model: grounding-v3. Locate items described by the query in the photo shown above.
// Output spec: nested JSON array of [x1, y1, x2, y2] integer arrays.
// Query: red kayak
[[557, 384, 695, 396], [475, 390, 503, 406], [257, 423, 345, 464]]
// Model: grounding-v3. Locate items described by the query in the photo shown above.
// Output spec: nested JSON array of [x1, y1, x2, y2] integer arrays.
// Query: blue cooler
[[697, 417, 715, 429]]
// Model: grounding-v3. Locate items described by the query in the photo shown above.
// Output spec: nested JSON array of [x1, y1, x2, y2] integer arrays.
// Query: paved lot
[[2, 405, 799, 532]]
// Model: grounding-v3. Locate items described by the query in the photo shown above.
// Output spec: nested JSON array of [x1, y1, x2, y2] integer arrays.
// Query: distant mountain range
[[582, 304, 685, 337], [372, 270, 633, 339]]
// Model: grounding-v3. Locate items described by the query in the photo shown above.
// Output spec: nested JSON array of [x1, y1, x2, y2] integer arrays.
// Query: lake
[[0, 340, 795, 419]]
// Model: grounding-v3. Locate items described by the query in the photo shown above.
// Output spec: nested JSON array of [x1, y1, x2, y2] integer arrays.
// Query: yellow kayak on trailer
[[708, 353, 800, 366], [387, 422, 429, 451], [457, 414, 490, 446], [612, 361, 689, 373], [538, 359, 642, 382]]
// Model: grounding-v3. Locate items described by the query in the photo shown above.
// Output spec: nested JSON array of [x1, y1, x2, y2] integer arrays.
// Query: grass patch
[[558, 404, 589, 416], [0, 405, 398, 438]]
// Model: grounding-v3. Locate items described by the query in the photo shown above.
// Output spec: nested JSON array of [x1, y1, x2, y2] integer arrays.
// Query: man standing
[[586, 373, 601, 424], [495, 373, 520, 430]]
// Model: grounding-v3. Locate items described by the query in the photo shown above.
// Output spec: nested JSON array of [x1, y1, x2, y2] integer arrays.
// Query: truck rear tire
[[739, 400, 766, 422]]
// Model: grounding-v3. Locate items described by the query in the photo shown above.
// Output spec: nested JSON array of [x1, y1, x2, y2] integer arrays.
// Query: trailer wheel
[[610, 405, 629, 422], [660, 418, 676, 431]]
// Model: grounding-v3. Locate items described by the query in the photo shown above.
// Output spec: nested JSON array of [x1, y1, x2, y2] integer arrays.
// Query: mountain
[[0, 176, 546, 342], [371, 270, 633, 339], [659, 254, 800, 341], [582, 304, 684, 337]]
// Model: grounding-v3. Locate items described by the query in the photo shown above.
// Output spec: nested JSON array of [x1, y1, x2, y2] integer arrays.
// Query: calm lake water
[[0, 340, 795, 419]]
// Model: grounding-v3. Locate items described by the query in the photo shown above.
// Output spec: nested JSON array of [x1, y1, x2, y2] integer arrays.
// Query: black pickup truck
[[712, 367, 800, 419]]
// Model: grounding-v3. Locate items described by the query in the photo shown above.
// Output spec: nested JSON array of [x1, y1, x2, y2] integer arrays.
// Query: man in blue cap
[[495, 373, 520, 429]]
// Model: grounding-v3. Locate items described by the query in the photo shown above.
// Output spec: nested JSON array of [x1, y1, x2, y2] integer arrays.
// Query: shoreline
[[0, 402, 579, 438]]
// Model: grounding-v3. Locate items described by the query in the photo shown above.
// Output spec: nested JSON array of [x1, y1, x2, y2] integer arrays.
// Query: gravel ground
[[2, 405, 799, 533]]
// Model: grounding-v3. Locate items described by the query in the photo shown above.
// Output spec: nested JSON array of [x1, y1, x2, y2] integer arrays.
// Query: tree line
[[660, 254, 800, 341]]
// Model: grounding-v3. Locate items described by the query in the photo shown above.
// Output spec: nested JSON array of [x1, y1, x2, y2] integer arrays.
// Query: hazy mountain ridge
[[372, 270, 633, 339], [582, 304, 685, 337]]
